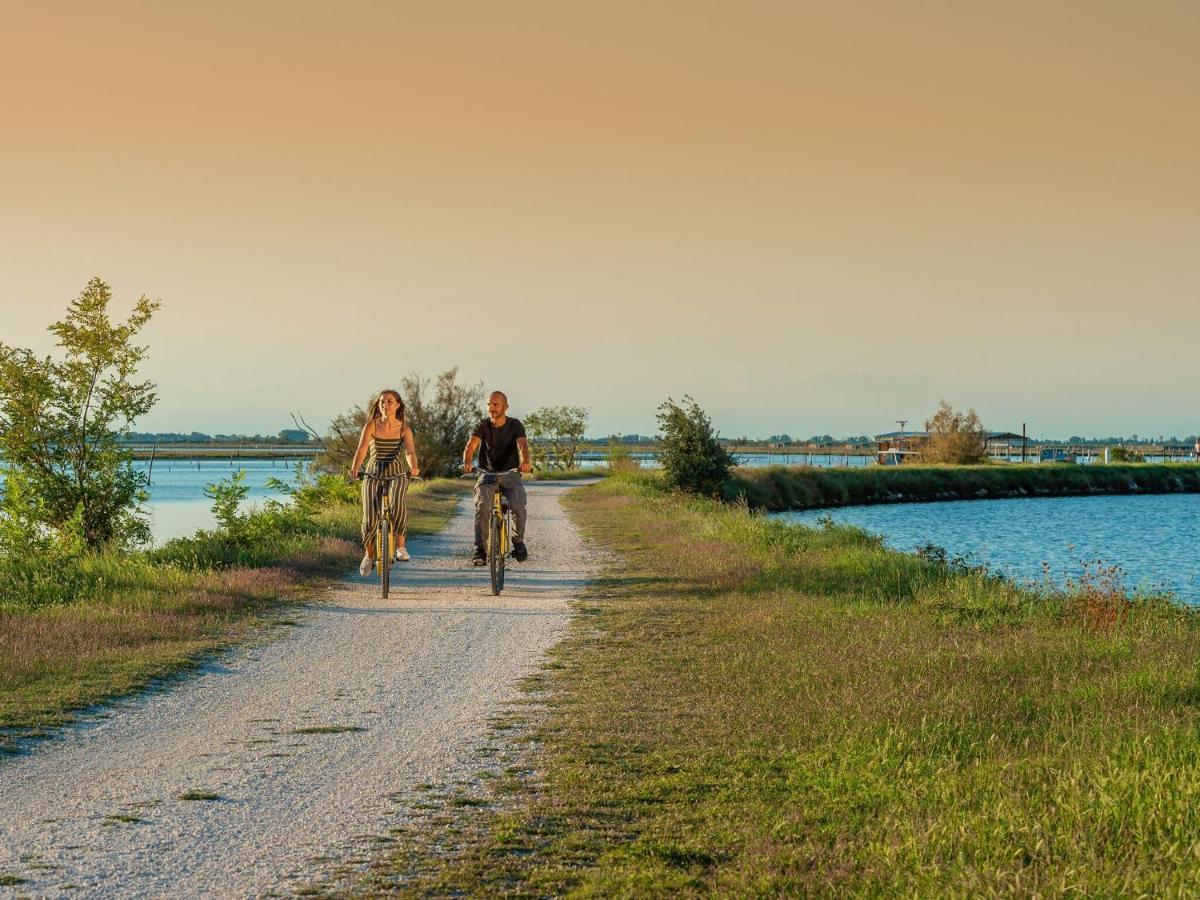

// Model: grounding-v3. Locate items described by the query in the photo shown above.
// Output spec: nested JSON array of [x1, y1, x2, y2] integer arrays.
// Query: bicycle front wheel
[[380, 516, 391, 599], [489, 514, 505, 596]]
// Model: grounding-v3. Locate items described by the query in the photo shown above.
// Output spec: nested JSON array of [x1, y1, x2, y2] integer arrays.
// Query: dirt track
[[0, 482, 589, 897]]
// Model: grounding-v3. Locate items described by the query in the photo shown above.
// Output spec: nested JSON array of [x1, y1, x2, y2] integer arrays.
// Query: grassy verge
[[365, 474, 1200, 896], [0, 477, 464, 744], [526, 467, 611, 481], [731, 461, 1200, 510]]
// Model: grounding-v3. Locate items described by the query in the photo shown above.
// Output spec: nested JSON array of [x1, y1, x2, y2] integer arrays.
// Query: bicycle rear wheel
[[380, 515, 391, 599], [489, 514, 505, 595]]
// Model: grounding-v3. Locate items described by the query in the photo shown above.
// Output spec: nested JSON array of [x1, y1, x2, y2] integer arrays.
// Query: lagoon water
[[773, 494, 1200, 604], [138, 458, 301, 544]]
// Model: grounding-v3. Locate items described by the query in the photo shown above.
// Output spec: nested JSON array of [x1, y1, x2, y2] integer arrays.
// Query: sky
[[1, 1, 1196, 439]]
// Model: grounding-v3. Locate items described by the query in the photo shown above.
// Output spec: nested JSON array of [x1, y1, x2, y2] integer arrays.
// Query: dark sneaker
[[472, 547, 487, 566], [512, 541, 528, 563]]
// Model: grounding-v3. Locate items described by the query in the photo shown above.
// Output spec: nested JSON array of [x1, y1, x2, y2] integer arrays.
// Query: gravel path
[[0, 482, 590, 898]]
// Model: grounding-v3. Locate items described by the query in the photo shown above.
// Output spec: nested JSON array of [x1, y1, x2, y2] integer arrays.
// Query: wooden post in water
[[146, 442, 157, 485]]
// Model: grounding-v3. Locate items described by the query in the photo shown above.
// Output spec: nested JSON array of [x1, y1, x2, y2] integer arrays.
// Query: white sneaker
[[396, 547, 410, 562], [358, 556, 373, 577]]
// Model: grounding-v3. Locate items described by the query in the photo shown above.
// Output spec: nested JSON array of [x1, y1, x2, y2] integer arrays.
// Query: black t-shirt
[[472, 417, 526, 471]]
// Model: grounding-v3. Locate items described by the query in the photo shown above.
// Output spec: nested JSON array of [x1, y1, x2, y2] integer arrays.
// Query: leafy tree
[[0, 278, 159, 549], [656, 395, 735, 496], [401, 367, 485, 477], [525, 405, 589, 470], [923, 400, 987, 465]]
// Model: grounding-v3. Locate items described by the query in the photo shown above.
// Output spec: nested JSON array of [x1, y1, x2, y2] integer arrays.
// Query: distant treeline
[[122, 429, 315, 444], [121, 431, 1199, 449], [730, 463, 1200, 511]]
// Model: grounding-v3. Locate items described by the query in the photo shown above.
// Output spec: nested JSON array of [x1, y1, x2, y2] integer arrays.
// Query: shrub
[[656, 396, 735, 496], [606, 438, 641, 475], [923, 400, 987, 464], [1109, 446, 1146, 463]]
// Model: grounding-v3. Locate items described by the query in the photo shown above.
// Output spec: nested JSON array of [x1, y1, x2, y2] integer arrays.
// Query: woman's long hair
[[369, 388, 406, 429]]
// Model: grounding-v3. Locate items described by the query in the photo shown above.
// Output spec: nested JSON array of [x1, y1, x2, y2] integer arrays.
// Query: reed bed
[[731, 462, 1200, 511]]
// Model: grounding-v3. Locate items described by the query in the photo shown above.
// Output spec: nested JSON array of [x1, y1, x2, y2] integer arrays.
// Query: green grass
[[179, 791, 224, 801], [731, 461, 1200, 510], [291, 725, 367, 735], [361, 473, 1200, 896], [0, 476, 465, 737], [526, 467, 611, 481]]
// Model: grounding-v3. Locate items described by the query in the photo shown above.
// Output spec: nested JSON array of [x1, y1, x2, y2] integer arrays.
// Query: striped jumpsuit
[[361, 434, 411, 557]]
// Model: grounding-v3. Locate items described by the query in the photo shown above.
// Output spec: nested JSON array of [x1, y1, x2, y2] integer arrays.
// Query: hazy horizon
[[3, 2, 1196, 439]]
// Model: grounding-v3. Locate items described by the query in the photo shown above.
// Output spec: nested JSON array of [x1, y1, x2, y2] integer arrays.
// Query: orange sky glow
[[2, 1, 1197, 437]]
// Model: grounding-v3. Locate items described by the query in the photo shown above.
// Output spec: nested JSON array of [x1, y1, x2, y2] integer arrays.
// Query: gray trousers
[[473, 472, 527, 549]]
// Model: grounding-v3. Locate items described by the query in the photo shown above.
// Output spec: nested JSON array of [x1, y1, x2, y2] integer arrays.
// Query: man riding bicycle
[[463, 391, 532, 565]]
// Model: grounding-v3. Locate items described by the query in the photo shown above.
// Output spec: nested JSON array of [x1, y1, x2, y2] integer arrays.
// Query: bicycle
[[461, 467, 520, 596], [358, 467, 419, 599]]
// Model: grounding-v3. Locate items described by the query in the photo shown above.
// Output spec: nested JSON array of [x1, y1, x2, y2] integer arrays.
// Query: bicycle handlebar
[[460, 467, 521, 479]]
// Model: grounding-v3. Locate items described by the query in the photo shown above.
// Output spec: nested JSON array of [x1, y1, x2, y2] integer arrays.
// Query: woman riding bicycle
[[350, 389, 420, 576]]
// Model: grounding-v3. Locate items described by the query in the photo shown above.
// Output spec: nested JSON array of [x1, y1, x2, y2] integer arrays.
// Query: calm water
[[138, 458, 301, 544], [773, 494, 1200, 603]]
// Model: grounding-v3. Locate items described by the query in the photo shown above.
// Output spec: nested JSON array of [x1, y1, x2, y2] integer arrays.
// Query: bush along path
[[360, 473, 1200, 896], [0, 480, 593, 896]]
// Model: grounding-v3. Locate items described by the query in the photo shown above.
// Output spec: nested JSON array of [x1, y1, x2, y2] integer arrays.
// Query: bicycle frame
[[464, 468, 519, 595], [359, 468, 411, 599]]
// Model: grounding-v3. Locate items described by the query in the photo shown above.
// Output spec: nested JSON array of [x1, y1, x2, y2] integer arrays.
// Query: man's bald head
[[486, 392, 509, 421]]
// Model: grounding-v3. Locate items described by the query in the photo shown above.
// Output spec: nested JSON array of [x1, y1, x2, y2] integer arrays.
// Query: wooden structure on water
[[125, 443, 320, 460]]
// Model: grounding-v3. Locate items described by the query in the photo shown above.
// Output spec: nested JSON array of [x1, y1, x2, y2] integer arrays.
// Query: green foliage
[[401, 367, 485, 477], [0, 468, 53, 559], [655, 395, 734, 496], [525, 405, 589, 470], [1109, 445, 1146, 463], [923, 399, 987, 464], [0, 278, 159, 550], [204, 469, 250, 538]]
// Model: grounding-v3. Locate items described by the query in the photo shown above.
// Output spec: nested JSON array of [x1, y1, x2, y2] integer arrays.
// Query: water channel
[[773, 493, 1200, 604]]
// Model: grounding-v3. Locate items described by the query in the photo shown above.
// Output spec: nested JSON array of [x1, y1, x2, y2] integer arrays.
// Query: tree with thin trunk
[[525, 405, 589, 470], [0, 278, 160, 550]]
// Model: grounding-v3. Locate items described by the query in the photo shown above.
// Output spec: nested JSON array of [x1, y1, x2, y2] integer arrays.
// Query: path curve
[[0, 482, 590, 897]]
